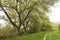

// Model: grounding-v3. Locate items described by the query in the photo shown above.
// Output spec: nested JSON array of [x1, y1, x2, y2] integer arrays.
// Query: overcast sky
[[0, 2, 60, 24], [0, 11, 6, 25], [49, 2, 60, 22]]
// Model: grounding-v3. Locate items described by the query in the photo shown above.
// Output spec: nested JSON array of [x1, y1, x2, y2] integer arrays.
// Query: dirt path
[[43, 33, 48, 40]]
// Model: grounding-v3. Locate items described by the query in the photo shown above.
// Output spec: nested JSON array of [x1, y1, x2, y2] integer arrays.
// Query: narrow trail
[[43, 33, 48, 40]]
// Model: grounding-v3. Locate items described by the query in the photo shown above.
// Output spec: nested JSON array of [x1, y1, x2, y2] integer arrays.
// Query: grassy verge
[[46, 31, 60, 40], [0, 32, 46, 40]]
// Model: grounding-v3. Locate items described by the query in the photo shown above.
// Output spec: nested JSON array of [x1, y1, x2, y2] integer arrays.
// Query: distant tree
[[40, 20, 53, 31], [58, 23, 60, 30], [0, 0, 57, 35]]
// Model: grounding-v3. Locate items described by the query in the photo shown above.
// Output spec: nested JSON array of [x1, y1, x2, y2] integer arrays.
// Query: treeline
[[0, 0, 58, 38]]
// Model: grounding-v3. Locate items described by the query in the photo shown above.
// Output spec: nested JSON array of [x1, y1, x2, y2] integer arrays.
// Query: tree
[[58, 23, 60, 30], [40, 19, 53, 31], [0, 0, 57, 35]]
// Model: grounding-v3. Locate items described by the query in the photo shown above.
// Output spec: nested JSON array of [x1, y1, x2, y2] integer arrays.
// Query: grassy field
[[1, 31, 60, 40], [46, 31, 60, 40], [1, 32, 46, 40]]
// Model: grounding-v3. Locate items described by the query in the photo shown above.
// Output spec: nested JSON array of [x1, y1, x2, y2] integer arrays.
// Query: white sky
[[0, 11, 6, 25], [0, 2, 60, 24], [49, 2, 60, 22]]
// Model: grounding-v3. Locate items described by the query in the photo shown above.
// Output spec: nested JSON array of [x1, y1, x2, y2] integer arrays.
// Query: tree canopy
[[0, 0, 57, 35]]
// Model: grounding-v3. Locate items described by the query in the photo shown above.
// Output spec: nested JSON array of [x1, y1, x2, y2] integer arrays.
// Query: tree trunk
[[23, 23, 27, 33], [15, 28, 20, 36]]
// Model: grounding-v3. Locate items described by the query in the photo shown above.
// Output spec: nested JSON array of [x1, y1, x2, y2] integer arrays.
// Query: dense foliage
[[0, 0, 57, 37]]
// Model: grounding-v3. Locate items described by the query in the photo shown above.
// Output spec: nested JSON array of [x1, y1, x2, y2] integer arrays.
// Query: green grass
[[1, 32, 46, 40], [2, 31, 60, 40], [46, 31, 60, 40]]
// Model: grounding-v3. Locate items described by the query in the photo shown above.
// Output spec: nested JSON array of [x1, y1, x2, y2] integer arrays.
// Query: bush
[[28, 26, 38, 34], [40, 21, 53, 31], [0, 25, 16, 39]]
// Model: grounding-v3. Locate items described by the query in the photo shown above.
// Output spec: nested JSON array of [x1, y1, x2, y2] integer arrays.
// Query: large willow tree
[[0, 0, 57, 35]]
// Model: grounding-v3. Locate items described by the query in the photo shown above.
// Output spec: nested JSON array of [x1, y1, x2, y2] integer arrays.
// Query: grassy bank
[[0, 32, 46, 40]]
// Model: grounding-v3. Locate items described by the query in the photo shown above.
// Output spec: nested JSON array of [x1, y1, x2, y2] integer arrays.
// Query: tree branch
[[22, 1, 38, 23], [0, 5, 18, 29], [17, 0, 39, 30], [16, 0, 22, 28]]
